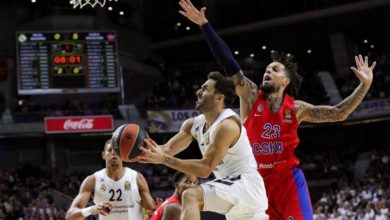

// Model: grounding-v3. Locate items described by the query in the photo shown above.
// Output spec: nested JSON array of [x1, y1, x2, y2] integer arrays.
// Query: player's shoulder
[[91, 168, 106, 179], [80, 174, 96, 192], [164, 202, 181, 209], [181, 116, 198, 132], [216, 116, 241, 134], [163, 202, 181, 214], [183, 116, 196, 126]]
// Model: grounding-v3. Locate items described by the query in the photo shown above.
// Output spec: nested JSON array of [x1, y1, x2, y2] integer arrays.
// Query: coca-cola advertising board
[[44, 115, 114, 134]]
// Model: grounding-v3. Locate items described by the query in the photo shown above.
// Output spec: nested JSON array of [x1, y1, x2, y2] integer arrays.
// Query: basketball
[[112, 124, 148, 162]]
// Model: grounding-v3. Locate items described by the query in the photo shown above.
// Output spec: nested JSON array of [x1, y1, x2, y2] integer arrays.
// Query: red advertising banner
[[45, 115, 114, 134]]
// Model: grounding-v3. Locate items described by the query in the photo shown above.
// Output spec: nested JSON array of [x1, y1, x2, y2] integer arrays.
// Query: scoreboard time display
[[16, 31, 120, 95]]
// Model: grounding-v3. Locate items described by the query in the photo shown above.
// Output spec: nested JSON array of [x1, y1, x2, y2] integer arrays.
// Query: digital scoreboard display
[[16, 31, 120, 95]]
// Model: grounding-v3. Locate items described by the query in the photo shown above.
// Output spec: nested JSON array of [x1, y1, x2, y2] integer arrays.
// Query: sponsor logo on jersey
[[288, 216, 294, 220], [201, 134, 210, 146], [258, 160, 287, 169], [124, 180, 131, 191], [283, 108, 293, 123], [100, 178, 104, 182], [100, 184, 106, 192]]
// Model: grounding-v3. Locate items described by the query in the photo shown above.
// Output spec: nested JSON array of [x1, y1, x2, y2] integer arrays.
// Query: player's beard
[[259, 83, 279, 95], [195, 95, 214, 113]]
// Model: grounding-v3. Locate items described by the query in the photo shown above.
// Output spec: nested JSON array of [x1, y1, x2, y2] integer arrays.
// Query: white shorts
[[200, 172, 268, 220]]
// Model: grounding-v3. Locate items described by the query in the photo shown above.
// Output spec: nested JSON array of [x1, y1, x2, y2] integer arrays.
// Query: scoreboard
[[16, 31, 120, 95]]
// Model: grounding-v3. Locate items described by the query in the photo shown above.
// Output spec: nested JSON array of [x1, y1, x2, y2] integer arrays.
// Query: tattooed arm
[[295, 55, 376, 123], [229, 71, 258, 123], [295, 84, 370, 123]]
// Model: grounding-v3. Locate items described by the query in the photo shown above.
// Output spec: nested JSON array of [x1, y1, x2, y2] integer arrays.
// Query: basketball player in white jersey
[[139, 72, 268, 220], [66, 139, 156, 220]]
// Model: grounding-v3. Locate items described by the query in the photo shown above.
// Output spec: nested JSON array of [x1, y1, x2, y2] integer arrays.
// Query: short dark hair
[[271, 51, 303, 98], [104, 138, 112, 151], [207, 71, 236, 108], [172, 171, 186, 185]]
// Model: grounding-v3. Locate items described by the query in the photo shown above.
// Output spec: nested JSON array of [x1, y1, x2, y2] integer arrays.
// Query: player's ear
[[216, 94, 224, 101], [101, 151, 105, 159], [283, 77, 290, 87]]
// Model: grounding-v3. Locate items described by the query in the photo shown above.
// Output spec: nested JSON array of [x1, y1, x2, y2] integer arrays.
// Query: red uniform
[[150, 195, 180, 220], [244, 90, 313, 220]]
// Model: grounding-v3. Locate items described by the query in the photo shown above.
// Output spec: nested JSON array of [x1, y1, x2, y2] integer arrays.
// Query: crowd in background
[[143, 59, 330, 110], [299, 148, 356, 181], [337, 50, 390, 100], [0, 165, 77, 220], [5, 94, 121, 123], [1, 48, 388, 121], [313, 148, 390, 219]]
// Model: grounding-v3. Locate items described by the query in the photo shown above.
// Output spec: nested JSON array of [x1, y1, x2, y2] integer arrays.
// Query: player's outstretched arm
[[178, 0, 257, 122], [137, 173, 156, 211], [295, 55, 376, 123], [159, 118, 194, 156], [66, 175, 113, 220], [138, 118, 239, 178]]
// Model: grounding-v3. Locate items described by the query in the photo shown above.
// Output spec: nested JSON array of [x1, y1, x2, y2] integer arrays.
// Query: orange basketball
[[112, 124, 148, 162]]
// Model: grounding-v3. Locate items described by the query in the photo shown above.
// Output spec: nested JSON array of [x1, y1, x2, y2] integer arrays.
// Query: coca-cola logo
[[63, 119, 94, 130]]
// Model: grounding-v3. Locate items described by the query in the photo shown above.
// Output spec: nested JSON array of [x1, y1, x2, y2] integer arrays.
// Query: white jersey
[[93, 168, 144, 220], [191, 109, 258, 178]]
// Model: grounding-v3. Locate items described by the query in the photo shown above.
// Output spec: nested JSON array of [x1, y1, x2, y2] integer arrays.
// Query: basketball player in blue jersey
[[66, 139, 156, 220], [139, 72, 268, 220]]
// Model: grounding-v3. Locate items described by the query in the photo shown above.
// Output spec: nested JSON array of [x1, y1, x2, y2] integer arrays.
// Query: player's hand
[[138, 138, 168, 164], [144, 197, 163, 218], [91, 201, 114, 216], [179, 0, 208, 26], [350, 54, 376, 86], [145, 209, 154, 218]]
